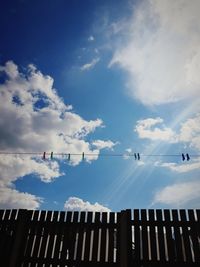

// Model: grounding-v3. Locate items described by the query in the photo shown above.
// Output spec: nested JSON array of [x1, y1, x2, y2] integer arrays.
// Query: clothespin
[[182, 153, 185, 161], [42, 152, 46, 160], [68, 153, 70, 161], [186, 153, 190, 161], [137, 153, 140, 160], [134, 153, 137, 160], [82, 152, 85, 161], [50, 152, 53, 160]]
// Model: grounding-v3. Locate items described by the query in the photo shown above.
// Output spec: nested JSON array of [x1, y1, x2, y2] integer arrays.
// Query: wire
[[0, 151, 199, 157]]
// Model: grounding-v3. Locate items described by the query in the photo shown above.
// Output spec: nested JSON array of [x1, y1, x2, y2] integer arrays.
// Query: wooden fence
[[0, 209, 200, 267]]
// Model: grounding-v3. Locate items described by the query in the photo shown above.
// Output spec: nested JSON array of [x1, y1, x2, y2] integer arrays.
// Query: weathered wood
[[188, 210, 200, 262], [164, 209, 176, 262], [84, 211, 93, 261], [149, 209, 157, 261], [141, 209, 149, 262], [0, 208, 199, 267], [156, 209, 166, 262], [108, 212, 115, 263]]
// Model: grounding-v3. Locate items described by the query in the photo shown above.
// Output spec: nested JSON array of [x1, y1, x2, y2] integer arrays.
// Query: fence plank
[[149, 209, 157, 262], [156, 210, 166, 262], [92, 212, 100, 262], [172, 210, 184, 262], [23, 210, 37, 266], [53, 211, 65, 260], [108, 212, 115, 263], [133, 209, 141, 262], [188, 210, 200, 262], [76, 211, 86, 262], [84, 212, 93, 262], [37, 210, 52, 266], [60, 211, 72, 264], [141, 209, 149, 262], [164, 210, 176, 262], [100, 212, 107, 262], [179, 209, 193, 263]]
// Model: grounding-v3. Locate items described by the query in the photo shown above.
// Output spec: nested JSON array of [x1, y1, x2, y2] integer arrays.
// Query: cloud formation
[[153, 181, 200, 207], [64, 197, 111, 212], [0, 61, 114, 209], [135, 117, 176, 142], [110, 0, 200, 106], [135, 114, 200, 152], [80, 58, 100, 71]]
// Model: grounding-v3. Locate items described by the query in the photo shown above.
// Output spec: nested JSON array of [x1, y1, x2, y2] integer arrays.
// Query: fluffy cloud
[[135, 113, 200, 151], [80, 58, 100, 71], [0, 61, 114, 209], [92, 140, 117, 150], [157, 160, 200, 173], [135, 117, 176, 142], [110, 0, 200, 106], [64, 197, 111, 212], [153, 181, 200, 207]]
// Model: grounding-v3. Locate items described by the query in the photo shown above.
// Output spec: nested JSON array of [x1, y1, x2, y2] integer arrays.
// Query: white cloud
[[80, 58, 100, 71], [135, 117, 176, 142], [153, 181, 200, 207], [64, 197, 111, 212], [0, 187, 42, 209], [88, 35, 95, 41], [135, 113, 200, 152], [156, 160, 200, 173], [0, 61, 114, 209], [92, 140, 117, 150], [110, 0, 200, 106]]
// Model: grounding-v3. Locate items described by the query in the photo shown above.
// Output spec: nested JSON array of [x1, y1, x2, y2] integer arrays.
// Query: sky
[[0, 0, 200, 212]]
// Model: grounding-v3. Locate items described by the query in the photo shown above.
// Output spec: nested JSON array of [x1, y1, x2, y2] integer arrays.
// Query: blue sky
[[0, 0, 200, 212]]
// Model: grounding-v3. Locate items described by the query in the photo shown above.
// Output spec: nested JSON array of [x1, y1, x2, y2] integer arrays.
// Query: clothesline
[[0, 151, 199, 161]]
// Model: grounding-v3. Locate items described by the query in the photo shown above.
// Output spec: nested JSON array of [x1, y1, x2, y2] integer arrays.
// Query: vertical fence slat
[[53, 211, 65, 260], [70, 211, 79, 261], [188, 210, 200, 262], [60, 211, 72, 263], [23, 210, 38, 263], [84, 212, 93, 262], [100, 212, 107, 262], [92, 212, 100, 262], [141, 209, 149, 262], [164, 210, 175, 262], [76, 211, 86, 262], [149, 209, 157, 262], [38, 210, 52, 265], [172, 209, 184, 262], [156, 210, 166, 262], [108, 212, 115, 263], [46, 210, 59, 264], [133, 209, 141, 262], [179, 209, 193, 263], [31, 210, 46, 262]]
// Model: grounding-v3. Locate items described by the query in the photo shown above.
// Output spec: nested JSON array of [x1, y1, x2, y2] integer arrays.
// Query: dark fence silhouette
[[0, 209, 200, 267]]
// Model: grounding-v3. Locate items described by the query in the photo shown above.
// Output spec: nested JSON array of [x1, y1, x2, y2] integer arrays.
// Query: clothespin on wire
[[82, 152, 85, 161], [137, 153, 140, 160], [42, 152, 46, 160], [134, 153, 137, 160], [186, 153, 190, 161], [182, 153, 185, 161], [68, 153, 71, 161], [50, 152, 53, 160]]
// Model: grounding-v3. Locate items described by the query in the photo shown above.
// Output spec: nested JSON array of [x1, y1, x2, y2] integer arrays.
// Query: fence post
[[119, 209, 132, 267], [8, 209, 28, 267]]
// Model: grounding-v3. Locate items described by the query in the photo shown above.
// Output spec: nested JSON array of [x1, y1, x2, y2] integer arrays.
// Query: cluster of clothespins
[[181, 153, 190, 161], [42, 152, 85, 161]]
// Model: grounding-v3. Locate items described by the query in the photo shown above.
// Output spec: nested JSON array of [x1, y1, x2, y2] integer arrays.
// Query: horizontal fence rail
[[0, 209, 200, 267]]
